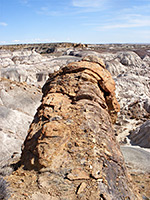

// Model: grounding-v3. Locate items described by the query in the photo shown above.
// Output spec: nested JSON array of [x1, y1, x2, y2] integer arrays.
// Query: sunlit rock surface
[[7, 57, 141, 199], [0, 43, 150, 198]]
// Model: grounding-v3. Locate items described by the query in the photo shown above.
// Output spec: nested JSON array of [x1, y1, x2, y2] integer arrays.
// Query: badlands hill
[[0, 43, 150, 199]]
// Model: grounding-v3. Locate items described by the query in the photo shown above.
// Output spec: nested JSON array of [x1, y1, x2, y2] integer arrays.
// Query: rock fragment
[[67, 169, 89, 180], [76, 182, 87, 194]]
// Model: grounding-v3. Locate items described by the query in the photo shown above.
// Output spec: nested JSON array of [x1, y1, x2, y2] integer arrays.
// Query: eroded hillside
[[0, 43, 150, 199]]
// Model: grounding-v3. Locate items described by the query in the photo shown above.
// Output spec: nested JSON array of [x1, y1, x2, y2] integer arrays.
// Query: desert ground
[[0, 43, 150, 199]]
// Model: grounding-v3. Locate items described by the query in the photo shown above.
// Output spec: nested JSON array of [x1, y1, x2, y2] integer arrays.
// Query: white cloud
[[102, 19, 150, 29], [0, 41, 6, 44], [12, 40, 20, 43], [40, 7, 49, 11], [11, 38, 54, 44], [37, 8, 62, 17], [122, 4, 150, 14], [72, 0, 106, 7], [37, 0, 108, 16], [19, 0, 31, 7], [0, 22, 8, 27], [94, 4, 150, 30], [20, 0, 28, 4]]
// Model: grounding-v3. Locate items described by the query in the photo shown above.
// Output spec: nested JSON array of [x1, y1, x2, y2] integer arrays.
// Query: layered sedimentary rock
[[8, 56, 141, 199], [0, 78, 42, 176], [0, 49, 80, 86]]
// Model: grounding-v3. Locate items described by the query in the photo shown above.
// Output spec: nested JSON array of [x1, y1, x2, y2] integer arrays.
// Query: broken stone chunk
[[67, 169, 89, 180], [76, 182, 87, 194]]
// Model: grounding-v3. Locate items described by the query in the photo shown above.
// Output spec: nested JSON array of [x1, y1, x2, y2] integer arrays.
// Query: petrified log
[[16, 56, 140, 199]]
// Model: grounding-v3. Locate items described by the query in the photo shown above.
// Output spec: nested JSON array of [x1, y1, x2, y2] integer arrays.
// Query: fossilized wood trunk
[[19, 56, 140, 199]]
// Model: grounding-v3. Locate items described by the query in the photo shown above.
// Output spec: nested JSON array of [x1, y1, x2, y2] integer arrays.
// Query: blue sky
[[0, 0, 150, 44]]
